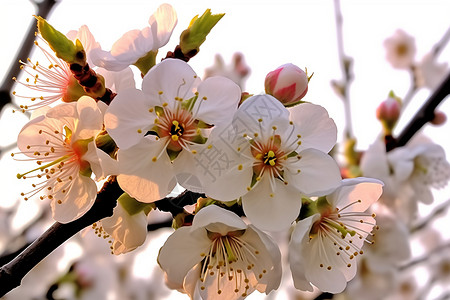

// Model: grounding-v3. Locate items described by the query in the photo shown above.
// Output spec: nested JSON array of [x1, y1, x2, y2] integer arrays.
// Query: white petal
[[194, 124, 253, 201], [289, 215, 320, 292], [194, 76, 241, 125], [74, 96, 103, 140], [150, 3, 177, 48], [110, 28, 153, 63], [89, 47, 130, 71], [327, 177, 383, 212], [191, 205, 247, 235], [360, 139, 391, 180], [305, 236, 349, 293], [172, 145, 204, 193], [233, 94, 289, 136], [246, 225, 282, 293], [84, 142, 119, 180], [142, 59, 197, 109], [45, 102, 78, 130], [117, 138, 175, 201], [157, 227, 211, 288], [101, 201, 148, 254], [95, 67, 136, 93], [289, 103, 337, 153], [242, 176, 302, 231], [284, 148, 341, 196], [104, 88, 153, 150], [17, 115, 56, 154], [51, 175, 97, 223]]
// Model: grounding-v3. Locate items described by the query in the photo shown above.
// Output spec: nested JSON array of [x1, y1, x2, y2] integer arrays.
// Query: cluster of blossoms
[[9, 3, 450, 300]]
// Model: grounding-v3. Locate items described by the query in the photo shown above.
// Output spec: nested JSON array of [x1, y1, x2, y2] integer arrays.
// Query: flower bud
[[376, 92, 402, 134], [264, 63, 309, 106], [431, 111, 447, 126]]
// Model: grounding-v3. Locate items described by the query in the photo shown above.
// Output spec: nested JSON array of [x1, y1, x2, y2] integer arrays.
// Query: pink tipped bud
[[264, 63, 309, 106], [431, 111, 447, 126], [376, 95, 401, 134], [376, 97, 401, 122]]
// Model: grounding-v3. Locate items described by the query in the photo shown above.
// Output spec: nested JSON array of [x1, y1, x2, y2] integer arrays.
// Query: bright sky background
[[0, 0, 450, 299]]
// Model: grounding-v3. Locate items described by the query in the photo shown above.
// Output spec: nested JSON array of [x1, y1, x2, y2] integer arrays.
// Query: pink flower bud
[[376, 96, 402, 135], [264, 63, 308, 106], [376, 97, 401, 123], [431, 111, 447, 126]]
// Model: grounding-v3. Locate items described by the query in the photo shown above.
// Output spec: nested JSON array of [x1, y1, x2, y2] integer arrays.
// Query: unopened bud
[[264, 63, 309, 107], [376, 92, 401, 134], [431, 111, 447, 126]]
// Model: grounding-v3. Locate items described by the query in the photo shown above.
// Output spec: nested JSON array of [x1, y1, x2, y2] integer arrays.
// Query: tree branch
[[0, 177, 207, 297], [0, 176, 121, 297], [386, 71, 450, 152], [0, 0, 58, 112]]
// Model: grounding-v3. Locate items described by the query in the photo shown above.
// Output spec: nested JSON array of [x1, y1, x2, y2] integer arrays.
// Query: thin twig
[[333, 0, 354, 139]]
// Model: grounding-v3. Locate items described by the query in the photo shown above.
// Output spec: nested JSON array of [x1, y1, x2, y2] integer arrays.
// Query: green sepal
[[166, 148, 181, 161], [298, 196, 317, 220], [35, 16, 85, 65], [316, 196, 331, 214], [179, 9, 224, 55], [134, 50, 158, 76], [118, 193, 155, 216]]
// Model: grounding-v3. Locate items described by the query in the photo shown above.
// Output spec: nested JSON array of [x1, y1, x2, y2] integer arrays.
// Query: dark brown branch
[[0, 180, 207, 297], [0, 176, 122, 297], [386, 72, 450, 152], [0, 0, 58, 112]]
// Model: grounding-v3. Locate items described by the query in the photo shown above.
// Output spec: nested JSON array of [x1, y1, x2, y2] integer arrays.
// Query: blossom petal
[[110, 28, 153, 63], [289, 103, 337, 153], [142, 59, 198, 110], [326, 178, 384, 212], [74, 96, 103, 140], [246, 225, 282, 293], [101, 200, 148, 255], [284, 148, 341, 196], [90, 47, 130, 71], [157, 227, 211, 289], [194, 76, 241, 125], [191, 205, 247, 235], [242, 176, 302, 231], [233, 94, 289, 136], [117, 137, 175, 201], [51, 175, 97, 223], [194, 124, 253, 201], [150, 3, 177, 48], [289, 214, 320, 292], [305, 236, 350, 293], [104, 88, 153, 150], [96, 67, 136, 93]]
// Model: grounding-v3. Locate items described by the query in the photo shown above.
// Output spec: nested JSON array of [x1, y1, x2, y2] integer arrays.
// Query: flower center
[[170, 120, 184, 141], [309, 198, 378, 271], [263, 150, 277, 166], [199, 230, 266, 297]]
